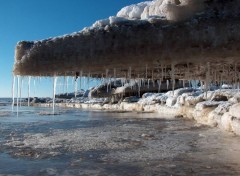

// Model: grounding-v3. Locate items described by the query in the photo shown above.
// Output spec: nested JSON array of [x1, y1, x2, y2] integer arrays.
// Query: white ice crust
[[92, 0, 205, 28], [117, 0, 204, 21]]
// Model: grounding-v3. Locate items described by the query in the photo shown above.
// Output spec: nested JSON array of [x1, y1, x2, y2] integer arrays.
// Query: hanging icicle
[[66, 76, 69, 95], [171, 63, 175, 95], [52, 76, 58, 114], [114, 68, 116, 86], [20, 77, 23, 107], [74, 77, 78, 98], [87, 72, 90, 89], [12, 75, 16, 112], [167, 80, 169, 90], [145, 64, 148, 79], [205, 62, 210, 98], [128, 67, 131, 80], [80, 70, 83, 91], [16, 76, 20, 117], [158, 79, 161, 93], [28, 76, 31, 107]]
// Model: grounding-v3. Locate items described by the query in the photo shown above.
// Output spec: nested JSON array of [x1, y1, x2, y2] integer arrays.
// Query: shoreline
[[33, 88, 240, 136]]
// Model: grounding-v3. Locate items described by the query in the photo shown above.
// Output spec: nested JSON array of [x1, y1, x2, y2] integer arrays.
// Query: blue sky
[[0, 0, 143, 97]]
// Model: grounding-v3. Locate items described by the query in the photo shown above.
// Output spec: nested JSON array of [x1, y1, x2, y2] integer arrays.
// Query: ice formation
[[13, 0, 240, 82], [11, 0, 240, 125]]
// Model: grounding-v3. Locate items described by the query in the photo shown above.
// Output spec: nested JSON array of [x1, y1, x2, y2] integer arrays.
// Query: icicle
[[87, 73, 90, 89], [66, 76, 69, 95], [152, 70, 155, 87], [234, 65, 237, 88], [161, 64, 164, 81], [188, 80, 191, 88], [109, 78, 112, 90], [183, 79, 185, 88], [33, 78, 36, 97], [158, 79, 161, 93], [107, 80, 109, 93], [79, 71, 83, 91], [16, 76, 20, 117], [171, 63, 175, 95], [11, 76, 16, 112], [138, 76, 141, 97], [200, 81, 204, 92], [106, 69, 109, 79], [167, 80, 169, 90], [164, 65, 167, 79], [148, 79, 150, 89], [238, 81, 240, 92], [128, 67, 131, 80], [214, 70, 217, 84], [145, 65, 148, 79], [20, 77, 23, 107], [74, 77, 78, 98], [52, 76, 58, 114], [114, 68, 116, 86], [28, 76, 31, 107], [205, 62, 210, 98]]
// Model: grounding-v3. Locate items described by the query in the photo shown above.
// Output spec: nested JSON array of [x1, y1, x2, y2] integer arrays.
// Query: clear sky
[[0, 0, 143, 98]]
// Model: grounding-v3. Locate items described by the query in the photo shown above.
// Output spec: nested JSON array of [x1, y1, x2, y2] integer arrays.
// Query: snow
[[229, 103, 240, 118], [92, 0, 207, 29], [214, 102, 233, 115], [116, 0, 205, 21], [117, 1, 154, 19]]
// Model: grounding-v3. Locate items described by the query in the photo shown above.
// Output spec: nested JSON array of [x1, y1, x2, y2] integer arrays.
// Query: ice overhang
[[13, 0, 240, 82]]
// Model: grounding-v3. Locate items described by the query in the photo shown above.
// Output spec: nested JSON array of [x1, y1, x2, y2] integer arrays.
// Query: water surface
[[0, 99, 240, 175]]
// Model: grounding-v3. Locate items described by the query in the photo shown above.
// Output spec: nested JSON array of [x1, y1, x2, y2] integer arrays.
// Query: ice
[[28, 76, 31, 107], [92, 18, 110, 28], [117, 1, 153, 19], [52, 76, 58, 114], [114, 68, 116, 86], [79, 71, 83, 90], [116, 0, 205, 22], [66, 76, 69, 95], [19, 77, 23, 107], [157, 79, 161, 93], [74, 78, 78, 98], [171, 63, 175, 95], [16, 76, 20, 116], [109, 16, 128, 25], [12, 76, 15, 112], [229, 103, 240, 118], [128, 67, 131, 80], [205, 62, 210, 98]]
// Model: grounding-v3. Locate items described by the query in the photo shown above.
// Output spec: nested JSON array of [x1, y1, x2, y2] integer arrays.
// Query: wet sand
[[0, 110, 240, 175]]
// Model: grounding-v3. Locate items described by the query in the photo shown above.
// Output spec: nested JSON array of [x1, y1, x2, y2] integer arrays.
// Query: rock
[[195, 101, 222, 111], [185, 94, 204, 106], [31, 97, 46, 103], [231, 117, 240, 135], [229, 103, 240, 118], [141, 133, 154, 139], [123, 96, 140, 103], [214, 102, 232, 115], [166, 97, 177, 107], [220, 113, 233, 132]]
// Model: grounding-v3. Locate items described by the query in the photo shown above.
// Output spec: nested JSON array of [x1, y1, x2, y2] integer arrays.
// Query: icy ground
[[0, 107, 240, 175]]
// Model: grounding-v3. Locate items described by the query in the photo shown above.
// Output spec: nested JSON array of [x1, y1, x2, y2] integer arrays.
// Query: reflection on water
[[0, 102, 240, 175]]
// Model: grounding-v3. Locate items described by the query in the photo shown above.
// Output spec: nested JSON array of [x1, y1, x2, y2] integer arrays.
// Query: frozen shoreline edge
[[34, 97, 240, 136]]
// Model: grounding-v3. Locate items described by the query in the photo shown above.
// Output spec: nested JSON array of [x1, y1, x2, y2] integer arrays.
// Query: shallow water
[[0, 100, 240, 175]]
